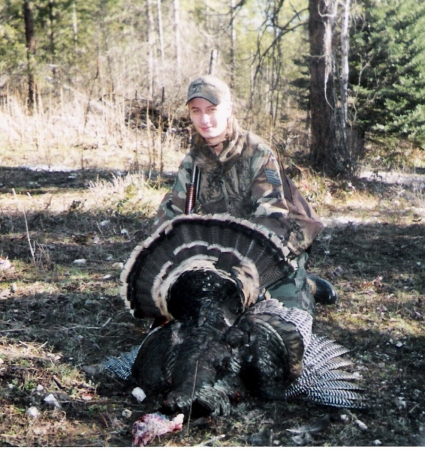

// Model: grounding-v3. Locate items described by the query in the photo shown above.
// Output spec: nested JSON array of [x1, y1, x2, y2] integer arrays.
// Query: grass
[[1, 96, 425, 446]]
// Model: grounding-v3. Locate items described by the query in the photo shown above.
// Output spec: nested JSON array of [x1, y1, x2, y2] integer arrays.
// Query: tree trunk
[[309, 0, 353, 177], [156, 0, 164, 66], [72, 0, 78, 51], [48, 0, 56, 63], [340, 0, 350, 127], [173, 0, 181, 76], [146, 0, 155, 98], [308, 0, 337, 175], [229, 0, 236, 88], [209, 49, 218, 75], [23, 0, 36, 109]]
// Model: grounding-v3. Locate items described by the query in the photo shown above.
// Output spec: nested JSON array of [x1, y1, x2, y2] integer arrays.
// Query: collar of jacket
[[190, 116, 246, 173]]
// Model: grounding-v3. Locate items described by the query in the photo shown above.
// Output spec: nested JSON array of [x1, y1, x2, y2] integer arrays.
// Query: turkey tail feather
[[121, 214, 292, 320], [279, 334, 366, 408]]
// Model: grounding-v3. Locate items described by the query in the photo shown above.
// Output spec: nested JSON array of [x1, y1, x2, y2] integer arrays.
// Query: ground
[[0, 165, 424, 447]]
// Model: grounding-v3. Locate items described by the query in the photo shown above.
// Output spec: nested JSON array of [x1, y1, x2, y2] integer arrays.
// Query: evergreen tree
[[349, 0, 425, 148]]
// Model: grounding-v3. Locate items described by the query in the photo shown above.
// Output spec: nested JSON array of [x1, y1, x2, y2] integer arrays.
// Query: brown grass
[[1, 98, 425, 446]]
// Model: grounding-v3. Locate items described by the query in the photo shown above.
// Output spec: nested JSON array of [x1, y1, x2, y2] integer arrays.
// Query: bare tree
[[156, 0, 164, 66], [173, 0, 181, 76], [229, 0, 236, 88], [340, 0, 350, 127], [72, 0, 78, 51], [146, 0, 155, 97], [209, 49, 218, 75], [23, 0, 36, 109], [249, 0, 307, 124]]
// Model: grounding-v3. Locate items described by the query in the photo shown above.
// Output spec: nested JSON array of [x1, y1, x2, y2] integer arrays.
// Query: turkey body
[[131, 294, 314, 416], [111, 214, 365, 417], [132, 293, 241, 416]]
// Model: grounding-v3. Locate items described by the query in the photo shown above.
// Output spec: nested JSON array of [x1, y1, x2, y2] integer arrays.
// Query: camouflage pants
[[266, 252, 315, 317]]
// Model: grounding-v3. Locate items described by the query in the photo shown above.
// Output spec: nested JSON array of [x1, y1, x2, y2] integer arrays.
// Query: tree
[[248, 0, 308, 127], [173, 0, 181, 77], [308, 0, 337, 175], [349, 0, 425, 149], [23, 0, 36, 108], [308, 0, 357, 177]]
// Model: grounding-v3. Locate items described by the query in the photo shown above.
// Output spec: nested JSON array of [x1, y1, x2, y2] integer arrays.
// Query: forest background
[[1, 0, 425, 175], [1, 0, 425, 447]]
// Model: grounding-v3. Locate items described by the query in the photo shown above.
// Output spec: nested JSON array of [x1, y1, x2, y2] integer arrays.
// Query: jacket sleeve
[[249, 143, 323, 256], [151, 154, 193, 232]]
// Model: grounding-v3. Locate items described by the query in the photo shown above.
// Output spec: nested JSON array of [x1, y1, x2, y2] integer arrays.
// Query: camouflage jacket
[[152, 117, 323, 257]]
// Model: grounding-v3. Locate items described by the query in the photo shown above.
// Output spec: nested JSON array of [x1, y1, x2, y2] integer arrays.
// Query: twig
[[0, 328, 28, 334], [53, 318, 113, 332], [186, 358, 199, 437], [12, 189, 36, 266], [197, 434, 226, 446], [53, 375, 66, 390]]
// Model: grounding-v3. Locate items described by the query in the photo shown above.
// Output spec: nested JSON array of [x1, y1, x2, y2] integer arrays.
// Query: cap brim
[[186, 94, 218, 105]]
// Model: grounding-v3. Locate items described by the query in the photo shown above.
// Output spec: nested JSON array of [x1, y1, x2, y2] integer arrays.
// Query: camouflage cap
[[186, 75, 232, 105]]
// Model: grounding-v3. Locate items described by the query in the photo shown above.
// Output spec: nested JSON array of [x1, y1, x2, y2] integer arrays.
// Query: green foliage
[[349, 0, 425, 148], [0, 1, 27, 76], [0, 0, 126, 92]]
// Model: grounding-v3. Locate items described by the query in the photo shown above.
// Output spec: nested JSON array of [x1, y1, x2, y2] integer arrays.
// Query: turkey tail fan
[[120, 214, 293, 320], [279, 334, 367, 409]]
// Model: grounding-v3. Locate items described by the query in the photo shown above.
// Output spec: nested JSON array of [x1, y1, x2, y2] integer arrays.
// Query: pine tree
[[349, 0, 425, 148]]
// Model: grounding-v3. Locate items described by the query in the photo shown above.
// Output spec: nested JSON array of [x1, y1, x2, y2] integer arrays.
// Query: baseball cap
[[186, 75, 232, 105]]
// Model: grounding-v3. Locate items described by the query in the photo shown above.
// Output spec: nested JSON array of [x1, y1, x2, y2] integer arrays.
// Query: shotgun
[[185, 164, 200, 214]]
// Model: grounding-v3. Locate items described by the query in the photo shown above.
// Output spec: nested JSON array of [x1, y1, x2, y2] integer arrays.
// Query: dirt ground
[[0, 165, 424, 447]]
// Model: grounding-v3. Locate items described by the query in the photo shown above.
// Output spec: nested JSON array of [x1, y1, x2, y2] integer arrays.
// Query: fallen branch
[[197, 434, 226, 446]]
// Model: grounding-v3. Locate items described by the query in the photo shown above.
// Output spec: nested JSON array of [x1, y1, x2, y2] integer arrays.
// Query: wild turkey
[[105, 213, 365, 416]]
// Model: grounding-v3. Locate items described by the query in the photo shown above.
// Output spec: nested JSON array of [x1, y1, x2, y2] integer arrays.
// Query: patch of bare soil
[[1, 167, 424, 447]]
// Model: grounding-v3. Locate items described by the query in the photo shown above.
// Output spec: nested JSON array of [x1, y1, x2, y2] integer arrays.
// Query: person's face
[[188, 97, 232, 143]]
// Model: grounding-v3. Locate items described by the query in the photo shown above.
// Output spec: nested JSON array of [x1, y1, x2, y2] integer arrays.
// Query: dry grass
[[1, 98, 425, 446], [0, 93, 185, 174]]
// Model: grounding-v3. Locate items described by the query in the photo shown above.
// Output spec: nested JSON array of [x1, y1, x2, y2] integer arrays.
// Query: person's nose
[[200, 113, 210, 125]]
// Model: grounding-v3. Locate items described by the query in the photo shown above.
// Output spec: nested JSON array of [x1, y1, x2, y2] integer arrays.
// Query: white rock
[[26, 406, 40, 418], [132, 387, 146, 402], [44, 393, 61, 409], [355, 419, 368, 430], [112, 262, 124, 269], [73, 259, 87, 265], [373, 439, 382, 446], [36, 384, 44, 392], [122, 409, 132, 418], [100, 220, 110, 226]]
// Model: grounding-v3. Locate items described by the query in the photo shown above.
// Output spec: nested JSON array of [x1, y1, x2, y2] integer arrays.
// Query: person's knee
[[266, 275, 315, 317]]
